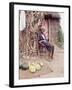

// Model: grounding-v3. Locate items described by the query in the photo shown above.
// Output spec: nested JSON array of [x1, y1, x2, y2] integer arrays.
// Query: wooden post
[[48, 19, 50, 42]]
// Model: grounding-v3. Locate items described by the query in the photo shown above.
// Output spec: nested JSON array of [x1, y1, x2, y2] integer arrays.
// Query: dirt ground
[[19, 46, 64, 79]]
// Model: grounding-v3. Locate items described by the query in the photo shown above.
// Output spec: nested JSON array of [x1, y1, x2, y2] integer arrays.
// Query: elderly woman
[[38, 28, 54, 59]]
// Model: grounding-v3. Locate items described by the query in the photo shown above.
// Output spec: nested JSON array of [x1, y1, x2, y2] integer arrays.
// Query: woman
[[38, 28, 54, 59]]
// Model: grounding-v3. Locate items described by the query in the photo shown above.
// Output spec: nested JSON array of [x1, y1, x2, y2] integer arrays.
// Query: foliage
[[55, 28, 64, 48]]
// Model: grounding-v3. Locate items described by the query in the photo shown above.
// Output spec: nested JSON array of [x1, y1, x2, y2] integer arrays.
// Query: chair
[[36, 32, 49, 56]]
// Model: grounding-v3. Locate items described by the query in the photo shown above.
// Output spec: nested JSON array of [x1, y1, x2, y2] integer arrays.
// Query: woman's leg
[[51, 45, 54, 59], [45, 42, 54, 59], [40, 41, 54, 59]]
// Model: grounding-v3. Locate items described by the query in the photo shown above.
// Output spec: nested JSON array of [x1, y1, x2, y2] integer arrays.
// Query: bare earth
[[19, 46, 64, 79]]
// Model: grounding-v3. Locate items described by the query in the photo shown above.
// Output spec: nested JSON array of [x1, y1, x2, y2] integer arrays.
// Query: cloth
[[38, 32, 52, 52], [38, 32, 48, 41], [41, 34, 46, 40], [20, 11, 26, 31]]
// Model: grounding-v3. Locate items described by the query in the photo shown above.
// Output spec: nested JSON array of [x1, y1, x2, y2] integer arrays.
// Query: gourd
[[35, 63, 41, 71], [29, 64, 36, 73], [29, 62, 41, 72], [20, 62, 29, 70], [19, 62, 23, 69], [19, 63, 23, 69]]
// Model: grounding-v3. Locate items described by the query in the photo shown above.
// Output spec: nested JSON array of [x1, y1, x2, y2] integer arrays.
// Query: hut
[[19, 11, 61, 56], [44, 12, 60, 43]]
